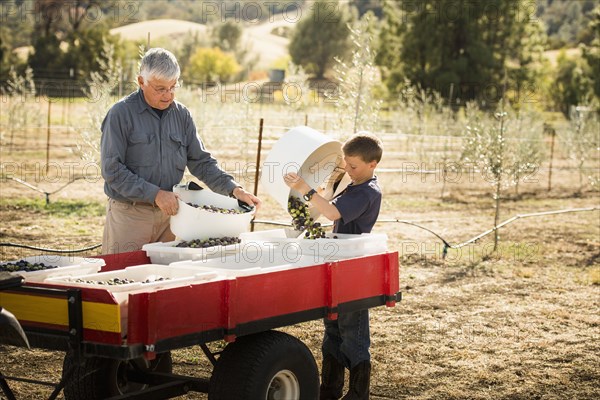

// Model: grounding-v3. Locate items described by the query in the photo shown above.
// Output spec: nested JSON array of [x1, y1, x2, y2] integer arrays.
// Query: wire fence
[[1, 97, 599, 260], [1, 116, 598, 203]]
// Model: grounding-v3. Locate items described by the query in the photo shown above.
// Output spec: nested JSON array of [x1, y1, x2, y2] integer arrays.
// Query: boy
[[284, 132, 383, 400]]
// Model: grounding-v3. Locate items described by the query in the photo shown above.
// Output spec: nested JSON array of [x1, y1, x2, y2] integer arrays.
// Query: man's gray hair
[[139, 48, 180, 82]]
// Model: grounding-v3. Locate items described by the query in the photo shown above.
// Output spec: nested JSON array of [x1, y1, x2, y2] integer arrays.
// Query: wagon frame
[[1, 250, 400, 400]]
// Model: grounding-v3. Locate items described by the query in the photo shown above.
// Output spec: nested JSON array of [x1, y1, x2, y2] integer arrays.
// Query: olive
[[288, 196, 326, 240]]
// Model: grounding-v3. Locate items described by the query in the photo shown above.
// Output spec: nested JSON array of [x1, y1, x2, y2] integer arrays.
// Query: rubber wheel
[[62, 351, 172, 400], [209, 330, 319, 400]]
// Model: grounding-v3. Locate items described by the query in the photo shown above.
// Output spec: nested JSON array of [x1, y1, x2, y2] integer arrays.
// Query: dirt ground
[[0, 112, 599, 399]]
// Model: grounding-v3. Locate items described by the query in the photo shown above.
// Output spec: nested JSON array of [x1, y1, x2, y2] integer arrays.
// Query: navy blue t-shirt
[[332, 176, 382, 234]]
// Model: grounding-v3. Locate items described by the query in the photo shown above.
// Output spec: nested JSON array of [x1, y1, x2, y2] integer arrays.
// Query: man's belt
[[114, 199, 157, 208]]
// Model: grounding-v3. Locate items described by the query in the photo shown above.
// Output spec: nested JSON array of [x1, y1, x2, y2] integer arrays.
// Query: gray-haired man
[[100, 48, 260, 254]]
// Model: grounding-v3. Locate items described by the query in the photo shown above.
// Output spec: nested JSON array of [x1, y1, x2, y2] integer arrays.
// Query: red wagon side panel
[[125, 252, 400, 348], [231, 262, 328, 325], [95, 251, 151, 272], [127, 279, 229, 345], [332, 253, 400, 304]]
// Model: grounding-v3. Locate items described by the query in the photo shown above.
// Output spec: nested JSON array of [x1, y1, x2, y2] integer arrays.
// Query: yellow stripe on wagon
[[0, 293, 121, 333]]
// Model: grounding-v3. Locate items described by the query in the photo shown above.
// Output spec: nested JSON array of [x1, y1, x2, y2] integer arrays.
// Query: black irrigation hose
[[252, 220, 334, 228], [257, 206, 600, 258], [376, 219, 453, 248], [1, 207, 598, 256], [9, 176, 89, 195], [8, 176, 90, 204], [381, 206, 600, 257], [0, 242, 101, 253]]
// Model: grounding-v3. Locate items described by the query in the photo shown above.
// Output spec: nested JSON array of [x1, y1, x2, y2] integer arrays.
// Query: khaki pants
[[102, 199, 175, 254]]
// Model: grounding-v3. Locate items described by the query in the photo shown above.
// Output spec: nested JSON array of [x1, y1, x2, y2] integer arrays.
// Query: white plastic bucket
[[260, 126, 346, 215], [0, 256, 104, 283], [170, 184, 255, 241]]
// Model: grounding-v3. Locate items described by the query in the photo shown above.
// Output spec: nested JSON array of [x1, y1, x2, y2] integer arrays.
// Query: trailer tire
[[62, 351, 172, 400], [209, 330, 319, 400]]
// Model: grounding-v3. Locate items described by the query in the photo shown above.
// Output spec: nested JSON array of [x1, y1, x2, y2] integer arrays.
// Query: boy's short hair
[[342, 132, 383, 163]]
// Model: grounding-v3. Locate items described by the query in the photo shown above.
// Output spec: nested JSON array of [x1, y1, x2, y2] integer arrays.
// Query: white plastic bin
[[260, 126, 347, 218], [239, 231, 388, 261], [0, 255, 105, 283], [314, 233, 388, 259], [142, 240, 241, 265], [170, 184, 254, 241], [171, 250, 324, 277]]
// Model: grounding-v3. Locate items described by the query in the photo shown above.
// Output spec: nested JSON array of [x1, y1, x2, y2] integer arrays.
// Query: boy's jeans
[[322, 309, 371, 369]]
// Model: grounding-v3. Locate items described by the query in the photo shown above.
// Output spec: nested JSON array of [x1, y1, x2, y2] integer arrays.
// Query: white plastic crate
[[312, 233, 388, 259], [45, 264, 220, 291], [142, 240, 241, 265], [0, 255, 105, 283], [239, 231, 388, 261], [171, 250, 324, 278], [46, 264, 228, 336], [239, 229, 288, 241]]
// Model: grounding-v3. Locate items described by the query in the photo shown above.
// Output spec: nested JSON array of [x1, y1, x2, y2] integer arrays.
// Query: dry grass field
[[0, 98, 598, 399], [109, 17, 293, 69]]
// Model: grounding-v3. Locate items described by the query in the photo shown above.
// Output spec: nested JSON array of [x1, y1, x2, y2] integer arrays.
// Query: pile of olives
[[72, 276, 170, 285], [176, 236, 241, 248], [187, 203, 245, 214], [0, 260, 59, 273], [288, 196, 327, 240]]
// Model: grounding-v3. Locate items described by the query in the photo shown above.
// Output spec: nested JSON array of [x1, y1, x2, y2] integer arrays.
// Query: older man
[[100, 48, 260, 254]]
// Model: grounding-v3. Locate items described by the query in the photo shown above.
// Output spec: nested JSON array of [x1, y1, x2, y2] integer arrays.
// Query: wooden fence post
[[251, 118, 264, 232]]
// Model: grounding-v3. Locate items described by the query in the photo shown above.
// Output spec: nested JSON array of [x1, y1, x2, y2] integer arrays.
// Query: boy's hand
[[284, 173, 310, 193], [284, 173, 342, 221]]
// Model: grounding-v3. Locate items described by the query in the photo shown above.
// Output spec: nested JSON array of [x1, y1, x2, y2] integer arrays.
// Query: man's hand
[[155, 189, 180, 216], [232, 187, 261, 211]]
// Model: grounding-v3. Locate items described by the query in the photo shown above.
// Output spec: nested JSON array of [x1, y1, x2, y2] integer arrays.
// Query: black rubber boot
[[319, 354, 345, 399], [341, 361, 371, 400]]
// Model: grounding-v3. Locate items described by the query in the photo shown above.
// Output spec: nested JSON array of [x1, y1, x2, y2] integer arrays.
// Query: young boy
[[284, 132, 383, 400]]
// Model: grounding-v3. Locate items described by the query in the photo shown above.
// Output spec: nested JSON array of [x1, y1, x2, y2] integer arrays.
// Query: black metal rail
[[0, 282, 217, 400], [0, 283, 82, 399], [1, 277, 401, 400]]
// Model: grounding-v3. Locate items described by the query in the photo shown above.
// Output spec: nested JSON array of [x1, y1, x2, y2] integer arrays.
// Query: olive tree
[[328, 13, 382, 136], [76, 41, 121, 165], [560, 107, 600, 194], [3, 67, 38, 153], [461, 100, 545, 250]]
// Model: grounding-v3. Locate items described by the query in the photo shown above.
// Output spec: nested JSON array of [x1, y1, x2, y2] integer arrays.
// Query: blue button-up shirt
[[100, 89, 239, 203]]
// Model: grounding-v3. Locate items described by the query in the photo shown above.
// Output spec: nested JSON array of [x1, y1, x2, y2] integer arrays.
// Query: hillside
[[109, 19, 208, 42]]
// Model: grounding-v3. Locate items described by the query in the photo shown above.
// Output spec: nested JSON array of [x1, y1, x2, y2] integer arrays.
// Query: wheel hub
[[267, 369, 300, 400]]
